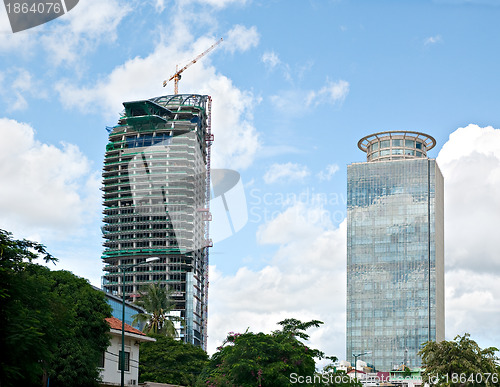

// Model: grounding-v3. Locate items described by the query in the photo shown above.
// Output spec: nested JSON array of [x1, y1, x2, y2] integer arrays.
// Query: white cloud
[[436, 124, 500, 346], [317, 164, 340, 181], [153, 0, 166, 12], [256, 201, 334, 245], [11, 68, 32, 91], [0, 118, 100, 239], [208, 123, 500, 362], [188, 0, 248, 8], [56, 33, 260, 170], [306, 79, 349, 107], [224, 24, 259, 53], [0, 0, 129, 63], [0, 68, 45, 111], [445, 270, 500, 346], [270, 79, 349, 115], [261, 50, 294, 82], [208, 201, 347, 360], [263, 162, 310, 184], [262, 51, 281, 70], [10, 93, 27, 111], [424, 35, 443, 45], [0, 11, 36, 53], [437, 124, 500, 274], [269, 90, 305, 114], [40, 0, 132, 65]]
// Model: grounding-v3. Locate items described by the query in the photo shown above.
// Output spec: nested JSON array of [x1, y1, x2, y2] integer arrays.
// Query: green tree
[[419, 333, 499, 386], [279, 318, 324, 340], [0, 229, 111, 387], [139, 335, 208, 386], [198, 319, 326, 387], [132, 282, 180, 336], [0, 229, 57, 385], [46, 270, 112, 387]]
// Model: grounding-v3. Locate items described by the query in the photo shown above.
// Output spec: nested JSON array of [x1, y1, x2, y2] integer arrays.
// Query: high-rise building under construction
[[101, 94, 213, 349]]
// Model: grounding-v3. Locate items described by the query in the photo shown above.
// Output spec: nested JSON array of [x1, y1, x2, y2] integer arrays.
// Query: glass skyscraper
[[347, 131, 444, 371]]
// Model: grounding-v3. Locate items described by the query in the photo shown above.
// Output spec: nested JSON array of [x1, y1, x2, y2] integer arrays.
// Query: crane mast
[[163, 38, 223, 94]]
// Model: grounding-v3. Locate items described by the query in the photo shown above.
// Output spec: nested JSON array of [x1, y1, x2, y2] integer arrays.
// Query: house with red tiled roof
[[100, 317, 156, 387]]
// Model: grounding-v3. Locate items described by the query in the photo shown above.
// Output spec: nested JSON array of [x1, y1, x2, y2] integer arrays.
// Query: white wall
[[100, 333, 141, 386]]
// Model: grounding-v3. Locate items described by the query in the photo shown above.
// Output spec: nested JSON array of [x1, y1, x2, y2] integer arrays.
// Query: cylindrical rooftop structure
[[358, 131, 436, 162]]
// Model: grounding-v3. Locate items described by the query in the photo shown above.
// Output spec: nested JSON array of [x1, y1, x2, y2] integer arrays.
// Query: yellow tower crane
[[163, 38, 223, 94]]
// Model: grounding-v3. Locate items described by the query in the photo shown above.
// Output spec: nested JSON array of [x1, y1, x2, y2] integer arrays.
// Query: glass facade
[[359, 131, 435, 163], [107, 298, 143, 330], [347, 156, 444, 371]]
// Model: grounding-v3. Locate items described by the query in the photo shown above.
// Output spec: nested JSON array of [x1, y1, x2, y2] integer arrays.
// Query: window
[[380, 140, 390, 148], [371, 142, 379, 150], [392, 139, 402, 147], [98, 352, 105, 368], [118, 351, 130, 372], [405, 139, 415, 148]]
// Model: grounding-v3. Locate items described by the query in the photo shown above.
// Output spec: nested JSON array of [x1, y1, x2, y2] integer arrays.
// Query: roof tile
[[105, 317, 146, 336]]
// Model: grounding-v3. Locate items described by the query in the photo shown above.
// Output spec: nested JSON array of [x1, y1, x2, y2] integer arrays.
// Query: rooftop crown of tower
[[358, 131, 436, 162]]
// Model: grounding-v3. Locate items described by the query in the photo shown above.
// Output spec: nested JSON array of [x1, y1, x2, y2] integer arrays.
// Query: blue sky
[[1, 0, 500, 362]]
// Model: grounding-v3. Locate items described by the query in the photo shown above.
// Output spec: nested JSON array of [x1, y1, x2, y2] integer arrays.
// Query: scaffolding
[[202, 96, 213, 350], [101, 94, 212, 349]]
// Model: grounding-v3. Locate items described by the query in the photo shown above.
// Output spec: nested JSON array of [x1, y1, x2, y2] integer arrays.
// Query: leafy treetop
[[419, 333, 499, 387], [139, 334, 208, 386], [0, 229, 111, 387], [198, 318, 325, 387]]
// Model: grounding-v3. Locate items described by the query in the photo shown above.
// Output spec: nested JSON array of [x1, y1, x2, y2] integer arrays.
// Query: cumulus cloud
[[436, 124, 500, 345], [306, 79, 349, 107], [56, 31, 261, 169], [263, 162, 310, 184], [208, 201, 347, 359], [256, 201, 334, 245], [317, 164, 340, 181], [0, 118, 100, 239], [445, 270, 500, 345], [0, 0, 129, 64], [40, 0, 132, 66], [224, 25, 259, 53], [207, 124, 500, 360], [437, 124, 500, 274]]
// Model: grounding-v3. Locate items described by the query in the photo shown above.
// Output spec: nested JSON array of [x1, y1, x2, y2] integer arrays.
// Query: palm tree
[[132, 283, 181, 337]]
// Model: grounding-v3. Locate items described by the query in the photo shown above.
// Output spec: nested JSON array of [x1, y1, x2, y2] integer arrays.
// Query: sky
[[1, 0, 500, 364]]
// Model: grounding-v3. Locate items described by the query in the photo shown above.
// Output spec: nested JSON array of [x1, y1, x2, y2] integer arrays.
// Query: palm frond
[[132, 282, 179, 337]]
